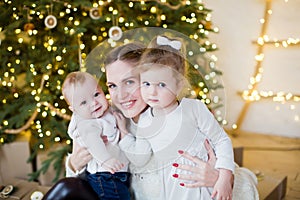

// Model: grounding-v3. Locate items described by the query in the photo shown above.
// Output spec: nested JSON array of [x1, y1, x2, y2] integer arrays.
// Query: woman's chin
[[122, 106, 146, 119], [122, 110, 138, 119]]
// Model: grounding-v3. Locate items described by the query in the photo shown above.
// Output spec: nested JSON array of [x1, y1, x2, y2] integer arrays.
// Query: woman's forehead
[[106, 61, 138, 82]]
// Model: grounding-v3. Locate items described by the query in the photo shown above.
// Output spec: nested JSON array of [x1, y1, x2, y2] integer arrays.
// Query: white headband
[[156, 36, 182, 50]]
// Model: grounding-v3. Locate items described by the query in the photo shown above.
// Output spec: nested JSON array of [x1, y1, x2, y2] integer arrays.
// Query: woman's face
[[106, 60, 147, 121]]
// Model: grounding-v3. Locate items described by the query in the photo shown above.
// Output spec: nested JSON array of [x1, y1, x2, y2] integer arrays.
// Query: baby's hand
[[102, 158, 124, 174], [211, 169, 233, 200]]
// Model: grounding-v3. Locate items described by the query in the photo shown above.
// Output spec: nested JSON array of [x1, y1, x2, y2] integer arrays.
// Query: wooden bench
[[233, 146, 287, 200]]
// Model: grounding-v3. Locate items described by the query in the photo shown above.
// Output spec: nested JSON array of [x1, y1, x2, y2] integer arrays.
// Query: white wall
[[204, 0, 300, 138]]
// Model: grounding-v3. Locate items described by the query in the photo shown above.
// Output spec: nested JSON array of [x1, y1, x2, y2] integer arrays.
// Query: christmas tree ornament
[[108, 26, 123, 41], [89, 7, 101, 20], [204, 21, 212, 30], [24, 22, 35, 32], [44, 15, 57, 29], [0, 185, 13, 197], [30, 191, 44, 200]]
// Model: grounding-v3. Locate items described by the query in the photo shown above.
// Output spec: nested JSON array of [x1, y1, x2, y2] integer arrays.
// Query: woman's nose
[[116, 86, 129, 100]]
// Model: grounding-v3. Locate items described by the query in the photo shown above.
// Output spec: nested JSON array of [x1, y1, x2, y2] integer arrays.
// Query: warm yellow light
[[112, 10, 118, 15], [34, 96, 40, 102], [3, 120, 8, 126], [48, 38, 54, 45], [80, 43, 85, 50], [119, 17, 125, 23], [42, 111, 47, 117], [255, 53, 264, 61], [15, 29, 21, 34], [58, 69, 64, 75], [46, 131, 51, 136], [56, 56, 62, 61], [18, 38, 24, 44], [150, 6, 156, 13], [232, 124, 237, 129], [161, 15, 166, 20]]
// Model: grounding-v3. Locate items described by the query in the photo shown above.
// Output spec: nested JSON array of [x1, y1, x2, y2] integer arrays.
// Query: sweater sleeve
[[77, 121, 112, 165], [194, 99, 235, 172], [119, 133, 152, 167]]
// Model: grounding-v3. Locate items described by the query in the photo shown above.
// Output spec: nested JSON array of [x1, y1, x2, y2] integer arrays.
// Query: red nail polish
[[180, 183, 185, 187], [178, 150, 184, 154], [172, 163, 179, 167], [172, 174, 179, 178]]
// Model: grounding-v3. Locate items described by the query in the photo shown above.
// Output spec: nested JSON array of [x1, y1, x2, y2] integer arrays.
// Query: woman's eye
[[142, 82, 150, 87], [158, 82, 166, 87], [94, 92, 100, 97], [125, 80, 134, 85]]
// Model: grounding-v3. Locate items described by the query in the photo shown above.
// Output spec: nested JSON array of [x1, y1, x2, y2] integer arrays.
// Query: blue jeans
[[86, 172, 131, 200]]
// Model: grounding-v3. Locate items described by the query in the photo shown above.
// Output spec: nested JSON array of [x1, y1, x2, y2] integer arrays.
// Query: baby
[[62, 71, 130, 199]]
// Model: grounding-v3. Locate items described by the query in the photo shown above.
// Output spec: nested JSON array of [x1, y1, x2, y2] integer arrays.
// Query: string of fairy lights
[[232, 0, 300, 133], [0, 0, 225, 147]]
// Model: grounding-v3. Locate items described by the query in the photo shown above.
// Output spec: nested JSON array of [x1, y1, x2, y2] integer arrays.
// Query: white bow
[[156, 36, 182, 50]]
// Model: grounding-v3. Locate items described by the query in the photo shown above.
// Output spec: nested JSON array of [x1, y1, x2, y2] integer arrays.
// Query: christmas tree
[[0, 0, 224, 182]]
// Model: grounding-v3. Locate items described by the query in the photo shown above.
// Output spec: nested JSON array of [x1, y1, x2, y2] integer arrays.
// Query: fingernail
[[172, 163, 179, 167], [178, 150, 184, 154], [179, 183, 185, 187], [172, 174, 178, 178]]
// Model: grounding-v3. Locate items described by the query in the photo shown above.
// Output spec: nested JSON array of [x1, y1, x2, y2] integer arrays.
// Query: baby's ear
[[68, 106, 73, 112], [177, 79, 185, 92]]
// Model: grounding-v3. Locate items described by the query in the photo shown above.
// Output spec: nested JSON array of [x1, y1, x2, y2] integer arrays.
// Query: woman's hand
[[69, 141, 92, 172], [173, 139, 219, 188]]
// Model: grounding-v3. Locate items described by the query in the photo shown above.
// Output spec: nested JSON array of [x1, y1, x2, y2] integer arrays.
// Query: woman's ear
[[69, 106, 73, 112]]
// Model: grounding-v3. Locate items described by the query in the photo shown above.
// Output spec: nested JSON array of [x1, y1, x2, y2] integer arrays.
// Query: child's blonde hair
[[139, 35, 187, 77]]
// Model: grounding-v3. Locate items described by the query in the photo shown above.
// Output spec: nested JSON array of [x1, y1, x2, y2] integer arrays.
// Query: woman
[[44, 42, 258, 200]]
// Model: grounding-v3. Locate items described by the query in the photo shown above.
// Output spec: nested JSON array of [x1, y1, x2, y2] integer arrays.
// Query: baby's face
[[70, 77, 108, 119], [140, 66, 179, 109]]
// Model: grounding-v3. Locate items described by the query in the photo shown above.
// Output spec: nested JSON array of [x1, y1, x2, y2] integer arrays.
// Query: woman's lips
[[120, 100, 136, 109]]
